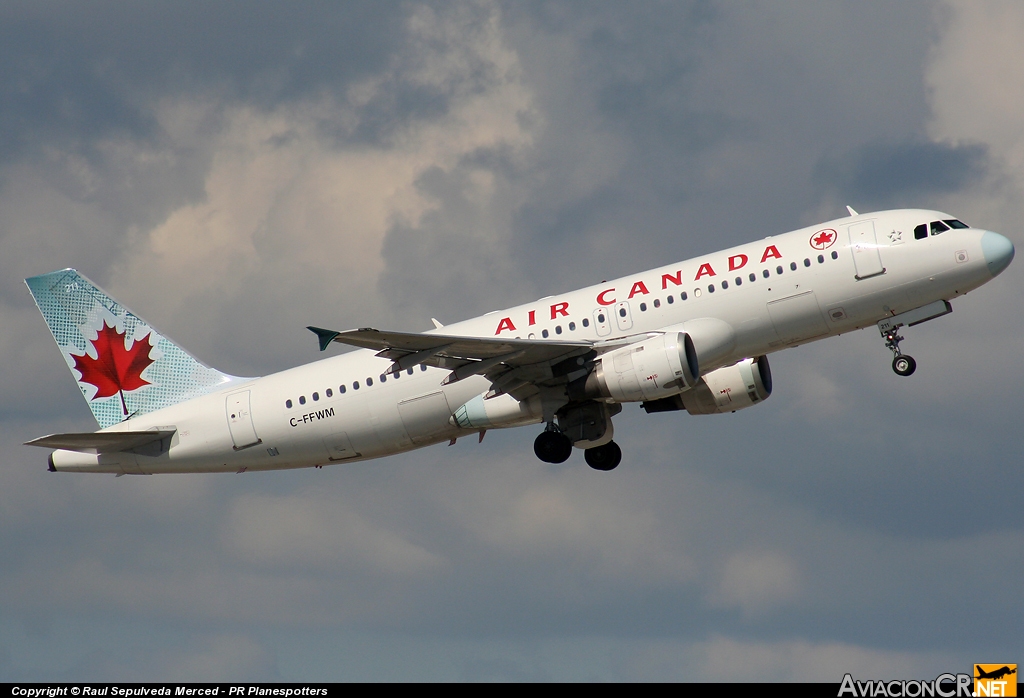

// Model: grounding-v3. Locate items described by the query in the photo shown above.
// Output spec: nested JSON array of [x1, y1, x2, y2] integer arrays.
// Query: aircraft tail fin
[[25, 269, 243, 428]]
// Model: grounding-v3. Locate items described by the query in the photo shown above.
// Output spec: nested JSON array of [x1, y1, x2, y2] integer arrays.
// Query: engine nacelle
[[450, 393, 542, 430], [642, 356, 773, 415], [569, 332, 699, 403]]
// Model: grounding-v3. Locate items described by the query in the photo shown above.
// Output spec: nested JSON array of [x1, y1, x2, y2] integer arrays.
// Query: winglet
[[307, 326, 340, 352], [431, 318, 444, 329], [846, 205, 859, 216]]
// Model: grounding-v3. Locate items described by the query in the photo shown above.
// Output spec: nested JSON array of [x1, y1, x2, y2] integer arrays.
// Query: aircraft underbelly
[[766, 290, 829, 344], [398, 392, 455, 446]]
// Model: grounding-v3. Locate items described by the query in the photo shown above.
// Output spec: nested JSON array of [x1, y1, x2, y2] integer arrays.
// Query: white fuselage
[[51, 209, 1003, 473]]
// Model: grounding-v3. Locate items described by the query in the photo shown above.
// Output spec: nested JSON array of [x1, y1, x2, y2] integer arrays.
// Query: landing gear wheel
[[584, 441, 622, 471], [880, 322, 918, 377], [534, 430, 572, 463], [892, 355, 917, 376]]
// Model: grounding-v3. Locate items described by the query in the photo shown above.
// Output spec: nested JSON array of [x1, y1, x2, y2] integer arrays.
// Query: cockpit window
[[914, 224, 927, 240], [944, 219, 969, 229], [930, 220, 950, 235]]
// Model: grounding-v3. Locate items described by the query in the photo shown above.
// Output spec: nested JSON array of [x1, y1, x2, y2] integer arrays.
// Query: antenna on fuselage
[[846, 205, 859, 216]]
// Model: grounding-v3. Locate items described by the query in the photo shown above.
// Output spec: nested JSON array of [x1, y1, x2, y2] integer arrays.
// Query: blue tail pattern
[[25, 269, 242, 428]]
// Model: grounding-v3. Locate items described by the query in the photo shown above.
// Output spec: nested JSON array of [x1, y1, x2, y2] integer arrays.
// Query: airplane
[[23, 207, 1014, 474], [975, 666, 1017, 681]]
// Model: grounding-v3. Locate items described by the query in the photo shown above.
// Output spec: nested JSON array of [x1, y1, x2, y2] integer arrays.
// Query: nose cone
[[981, 231, 1015, 277]]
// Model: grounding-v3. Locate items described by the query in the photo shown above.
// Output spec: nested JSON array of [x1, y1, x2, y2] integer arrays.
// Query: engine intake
[[569, 332, 699, 403], [642, 356, 773, 415]]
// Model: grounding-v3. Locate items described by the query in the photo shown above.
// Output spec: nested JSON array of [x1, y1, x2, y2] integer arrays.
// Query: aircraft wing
[[308, 326, 600, 397]]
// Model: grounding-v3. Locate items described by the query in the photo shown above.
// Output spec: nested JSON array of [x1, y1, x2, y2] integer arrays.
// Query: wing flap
[[25, 429, 176, 454]]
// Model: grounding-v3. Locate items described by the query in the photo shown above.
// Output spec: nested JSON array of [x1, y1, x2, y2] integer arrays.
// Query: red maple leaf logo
[[72, 321, 155, 416], [810, 229, 837, 250]]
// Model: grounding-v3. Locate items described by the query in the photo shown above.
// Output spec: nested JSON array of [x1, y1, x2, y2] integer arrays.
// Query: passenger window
[[790, 262, 797, 271], [326, 388, 333, 398], [569, 321, 576, 331], [353, 381, 360, 390], [597, 313, 605, 323], [653, 298, 660, 308], [393, 371, 400, 379], [421, 364, 427, 372], [312, 392, 319, 401], [555, 325, 562, 334], [776, 266, 784, 275], [666, 295, 674, 304], [817, 255, 824, 263], [542, 329, 549, 338], [931, 220, 949, 235], [721, 280, 728, 289], [639, 302, 647, 311], [749, 273, 756, 282], [299, 396, 306, 405], [831, 251, 838, 259], [708, 284, 715, 293], [407, 368, 414, 375], [694, 288, 702, 298], [339, 384, 346, 394], [582, 318, 590, 327], [944, 219, 969, 229], [366, 377, 373, 386], [286, 399, 293, 409], [619, 308, 627, 317], [803, 258, 811, 267], [735, 277, 742, 286], [914, 224, 927, 240], [681, 291, 688, 300], [762, 269, 770, 279], [380, 374, 386, 382]]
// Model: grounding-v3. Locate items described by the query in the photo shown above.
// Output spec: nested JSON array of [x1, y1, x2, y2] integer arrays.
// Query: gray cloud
[[814, 139, 990, 210]]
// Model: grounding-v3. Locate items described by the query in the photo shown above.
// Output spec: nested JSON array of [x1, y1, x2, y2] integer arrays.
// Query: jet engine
[[642, 356, 773, 415], [568, 332, 699, 403]]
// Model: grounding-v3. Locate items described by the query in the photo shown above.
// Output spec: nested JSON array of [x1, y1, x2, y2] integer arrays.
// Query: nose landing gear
[[881, 325, 916, 376]]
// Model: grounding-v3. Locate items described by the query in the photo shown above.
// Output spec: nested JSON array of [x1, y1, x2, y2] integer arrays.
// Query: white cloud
[[710, 551, 800, 616], [927, 1, 1024, 235], [620, 635, 956, 682], [106, 1, 537, 364]]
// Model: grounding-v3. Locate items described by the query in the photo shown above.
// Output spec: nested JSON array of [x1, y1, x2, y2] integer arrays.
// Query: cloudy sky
[[2, 0, 1022, 682]]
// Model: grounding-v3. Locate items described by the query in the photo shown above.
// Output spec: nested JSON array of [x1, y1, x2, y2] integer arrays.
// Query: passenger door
[[849, 220, 885, 279]]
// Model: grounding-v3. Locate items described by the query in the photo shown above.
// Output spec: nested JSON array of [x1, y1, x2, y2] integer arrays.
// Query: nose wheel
[[892, 355, 916, 376], [881, 325, 916, 376]]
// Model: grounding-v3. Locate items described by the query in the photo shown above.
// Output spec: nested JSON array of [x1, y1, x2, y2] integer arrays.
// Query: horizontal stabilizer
[[25, 429, 176, 454]]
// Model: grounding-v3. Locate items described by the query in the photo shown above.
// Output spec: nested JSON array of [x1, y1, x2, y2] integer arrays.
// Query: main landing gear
[[533, 424, 622, 471], [534, 425, 572, 463], [881, 325, 916, 376], [584, 441, 622, 471]]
